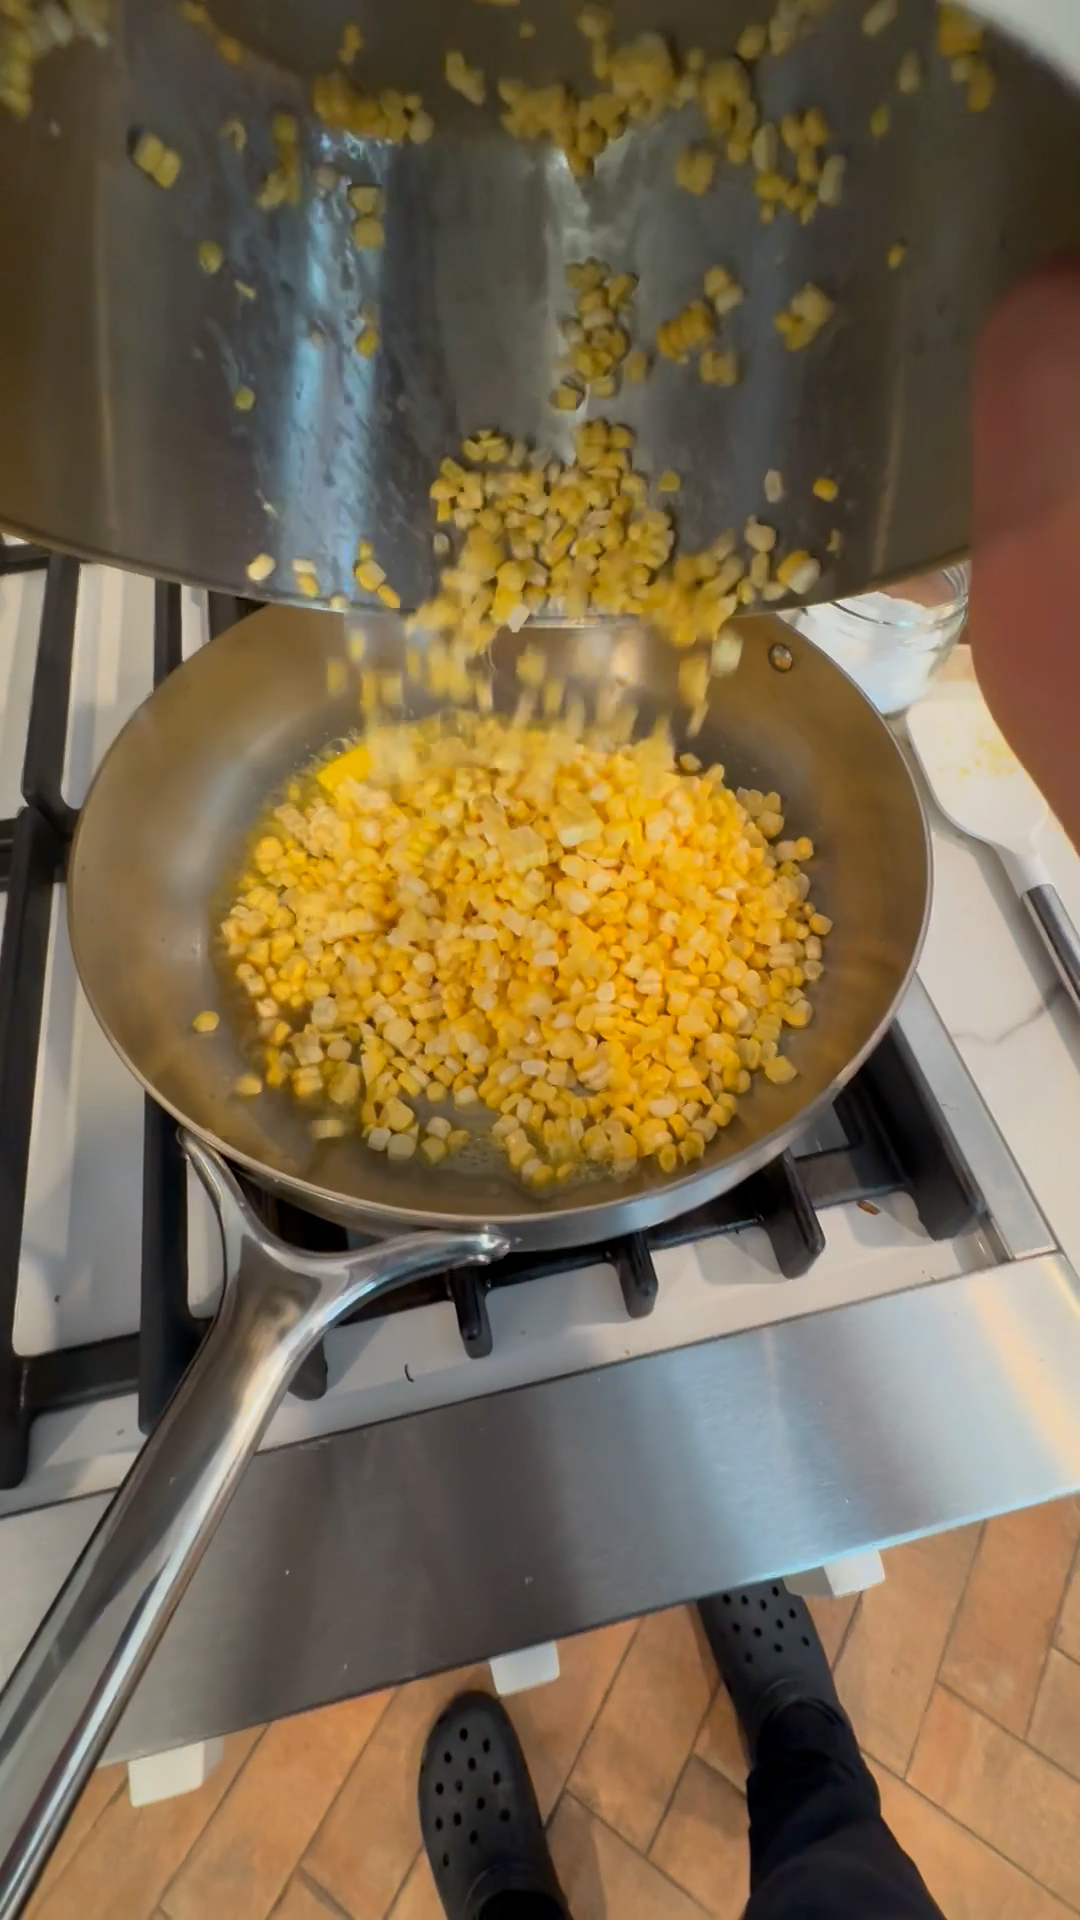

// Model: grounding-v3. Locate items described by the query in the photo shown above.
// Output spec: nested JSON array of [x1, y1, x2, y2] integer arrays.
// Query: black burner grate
[[0, 549, 986, 1487]]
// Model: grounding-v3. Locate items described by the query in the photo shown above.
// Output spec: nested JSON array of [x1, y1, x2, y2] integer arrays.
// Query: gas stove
[[3, 534, 1080, 1762], [0, 536, 1007, 1494]]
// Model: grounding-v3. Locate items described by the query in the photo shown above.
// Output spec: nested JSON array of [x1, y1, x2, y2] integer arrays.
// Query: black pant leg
[[479, 1896, 567, 1919], [744, 1703, 945, 1920]]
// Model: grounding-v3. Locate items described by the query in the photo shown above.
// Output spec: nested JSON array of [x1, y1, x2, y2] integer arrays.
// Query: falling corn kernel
[[869, 102, 891, 137], [132, 130, 182, 188], [348, 183, 382, 215], [764, 469, 785, 504], [338, 21, 363, 63], [736, 22, 767, 60], [817, 153, 846, 207], [355, 322, 379, 358], [657, 470, 681, 494], [550, 382, 585, 412], [235, 280, 257, 301], [246, 553, 276, 583], [352, 215, 385, 249], [699, 349, 739, 387], [234, 1073, 263, 1097], [938, 4, 984, 59], [192, 1010, 220, 1034], [711, 634, 743, 677], [774, 284, 834, 353], [233, 386, 255, 412], [776, 551, 822, 595], [887, 242, 907, 270], [966, 59, 995, 111], [221, 115, 247, 150], [862, 0, 897, 36], [198, 240, 223, 274], [445, 49, 485, 104], [896, 49, 923, 92], [377, 584, 401, 609], [675, 144, 715, 194], [812, 476, 839, 502]]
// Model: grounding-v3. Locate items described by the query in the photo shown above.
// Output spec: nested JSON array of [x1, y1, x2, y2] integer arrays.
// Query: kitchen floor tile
[[267, 1871, 343, 1920], [806, 1592, 860, 1666], [908, 1687, 1080, 1907], [301, 1665, 486, 1920], [505, 1620, 639, 1820], [1055, 1549, 1080, 1661], [548, 1792, 710, 1920], [383, 1853, 444, 1920], [29, 1763, 125, 1904], [939, 1499, 1080, 1735], [568, 1606, 716, 1853], [1028, 1649, 1080, 1782], [872, 1764, 1076, 1919], [833, 1527, 981, 1773], [649, 1757, 750, 1919], [28, 1728, 262, 1920], [162, 1691, 392, 1920], [27, 1514, 1080, 1920], [694, 1688, 747, 1794]]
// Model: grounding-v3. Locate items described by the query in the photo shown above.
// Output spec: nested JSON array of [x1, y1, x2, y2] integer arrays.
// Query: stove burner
[[0, 546, 985, 1489]]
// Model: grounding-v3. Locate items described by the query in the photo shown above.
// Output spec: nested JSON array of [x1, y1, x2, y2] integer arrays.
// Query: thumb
[[973, 263, 1080, 544], [969, 264, 1080, 845]]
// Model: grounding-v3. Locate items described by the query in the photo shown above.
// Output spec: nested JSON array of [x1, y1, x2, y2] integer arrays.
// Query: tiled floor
[[28, 1497, 1080, 1920]]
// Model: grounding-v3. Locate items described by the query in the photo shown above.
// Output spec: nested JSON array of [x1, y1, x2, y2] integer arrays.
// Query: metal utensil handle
[[1024, 884, 1080, 1014], [0, 1138, 506, 1919]]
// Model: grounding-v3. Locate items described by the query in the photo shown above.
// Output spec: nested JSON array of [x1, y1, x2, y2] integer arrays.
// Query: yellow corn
[[222, 712, 829, 1185]]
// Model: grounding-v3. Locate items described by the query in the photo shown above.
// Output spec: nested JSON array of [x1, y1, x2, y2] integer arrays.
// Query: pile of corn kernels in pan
[[213, 704, 832, 1188]]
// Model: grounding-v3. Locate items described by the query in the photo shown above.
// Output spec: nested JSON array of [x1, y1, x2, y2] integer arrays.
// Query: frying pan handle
[[1024, 884, 1080, 1016], [0, 1136, 507, 1919]]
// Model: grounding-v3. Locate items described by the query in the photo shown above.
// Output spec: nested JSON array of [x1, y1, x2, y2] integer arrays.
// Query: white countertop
[[913, 663, 1080, 1277]]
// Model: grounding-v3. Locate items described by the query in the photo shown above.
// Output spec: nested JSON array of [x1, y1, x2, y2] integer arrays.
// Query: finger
[[970, 263, 1080, 843]]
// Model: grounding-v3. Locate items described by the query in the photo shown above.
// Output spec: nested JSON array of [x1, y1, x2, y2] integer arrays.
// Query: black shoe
[[697, 1582, 845, 1761], [419, 1690, 567, 1920]]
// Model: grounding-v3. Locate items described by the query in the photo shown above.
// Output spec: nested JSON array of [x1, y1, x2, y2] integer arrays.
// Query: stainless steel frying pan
[[0, 608, 928, 1912], [2, 0, 1080, 606]]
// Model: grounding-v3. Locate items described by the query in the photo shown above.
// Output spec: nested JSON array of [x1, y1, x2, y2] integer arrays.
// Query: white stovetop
[[2, 565, 1079, 1515]]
